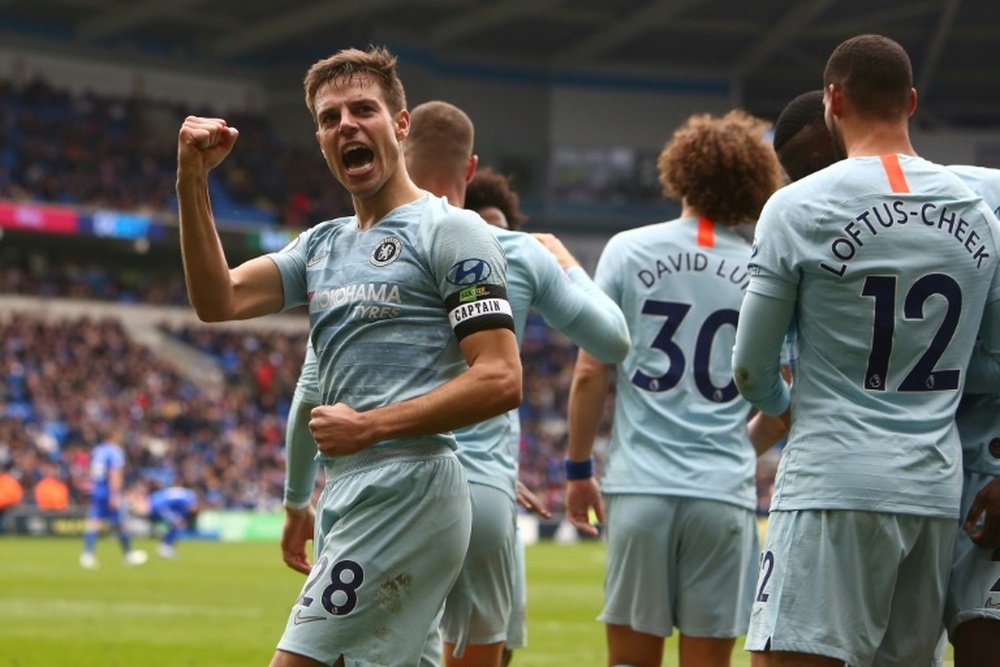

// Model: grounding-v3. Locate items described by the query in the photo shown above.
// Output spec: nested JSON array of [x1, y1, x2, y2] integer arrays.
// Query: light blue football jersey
[[295, 340, 320, 404], [268, 194, 509, 458], [749, 155, 1000, 517], [596, 216, 757, 511], [453, 230, 630, 499], [951, 164, 1000, 474], [950, 164, 1000, 219]]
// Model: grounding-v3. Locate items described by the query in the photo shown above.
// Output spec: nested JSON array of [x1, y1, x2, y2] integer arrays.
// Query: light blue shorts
[[505, 528, 527, 650], [944, 470, 1000, 637], [277, 444, 471, 667], [441, 483, 517, 656], [601, 494, 758, 639], [746, 509, 956, 666]]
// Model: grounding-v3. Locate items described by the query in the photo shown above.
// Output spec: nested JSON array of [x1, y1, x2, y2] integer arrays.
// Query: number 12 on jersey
[[861, 273, 962, 392]]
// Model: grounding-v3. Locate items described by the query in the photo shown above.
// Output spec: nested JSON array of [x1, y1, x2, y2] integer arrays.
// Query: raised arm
[[176, 116, 285, 322], [530, 233, 630, 363]]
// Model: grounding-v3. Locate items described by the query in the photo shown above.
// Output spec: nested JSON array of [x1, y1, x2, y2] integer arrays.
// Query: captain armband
[[445, 284, 515, 341]]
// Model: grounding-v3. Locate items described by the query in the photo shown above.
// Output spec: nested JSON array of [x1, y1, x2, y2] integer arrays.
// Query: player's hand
[[531, 233, 580, 271], [309, 403, 375, 456], [963, 475, 1000, 549], [281, 504, 315, 576], [565, 477, 604, 537], [177, 116, 239, 176], [516, 480, 551, 519]]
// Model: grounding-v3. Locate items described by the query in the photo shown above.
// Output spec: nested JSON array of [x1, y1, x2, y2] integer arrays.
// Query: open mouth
[[342, 144, 374, 175]]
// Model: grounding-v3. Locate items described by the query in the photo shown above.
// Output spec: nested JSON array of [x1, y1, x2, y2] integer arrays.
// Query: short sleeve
[[266, 229, 312, 311]]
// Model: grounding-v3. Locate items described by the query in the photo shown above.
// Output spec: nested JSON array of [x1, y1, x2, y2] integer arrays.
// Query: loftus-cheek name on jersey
[[637, 251, 749, 291], [820, 200, 992, 277], [310, 282, 402, 320]]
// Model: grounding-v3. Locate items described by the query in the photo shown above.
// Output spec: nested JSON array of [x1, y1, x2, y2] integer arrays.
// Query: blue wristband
[[564, 457, 594, 481]]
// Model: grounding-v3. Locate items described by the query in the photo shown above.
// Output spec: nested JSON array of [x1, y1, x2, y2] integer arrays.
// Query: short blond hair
[[406, 101, 474, 181]]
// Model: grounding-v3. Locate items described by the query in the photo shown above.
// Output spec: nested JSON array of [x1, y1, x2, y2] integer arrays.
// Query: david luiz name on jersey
[[637, 251, 749, 290], [820, 200, 992, 278]]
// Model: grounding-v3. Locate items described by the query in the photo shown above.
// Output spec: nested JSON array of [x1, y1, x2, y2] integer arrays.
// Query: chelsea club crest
[[370, 236, 403, 267]]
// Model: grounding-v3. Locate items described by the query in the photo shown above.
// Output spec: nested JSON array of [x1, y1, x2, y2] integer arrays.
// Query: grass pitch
[[0, 537, 952, 666]]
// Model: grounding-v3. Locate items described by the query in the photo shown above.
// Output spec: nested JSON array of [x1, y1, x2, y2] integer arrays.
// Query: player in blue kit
[[148, 485, 199, 559], [79, 427, 147, 569], [733, 35, 1000, 666], [565, 110, 784, 667], [403, 100, 630, 667], [770, 88, 1000, 667], [176, 46, 522, 667]]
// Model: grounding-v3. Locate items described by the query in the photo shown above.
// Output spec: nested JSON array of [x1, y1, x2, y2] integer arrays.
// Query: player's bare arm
[[516, 480, 551, 519], [176, 115, 285, 322], [747, 366, 793, 455], [309, 327, 522, 456], [565, 350, 609, 536], [964, 475, 1000, 549], [280, 504, 316, 576]]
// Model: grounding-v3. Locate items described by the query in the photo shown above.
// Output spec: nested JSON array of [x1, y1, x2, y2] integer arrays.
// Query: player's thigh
[[504, 530, 527, 651], [600, 494, 680, 638], [441, 483, 517, 653], [874, 515, 955, 666], [675, 498, 758, 639], [747, 510, 936, 666], [278, 450, 472, 666]]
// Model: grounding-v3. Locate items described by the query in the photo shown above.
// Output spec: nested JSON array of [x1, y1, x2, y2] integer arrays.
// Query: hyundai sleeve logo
[[446, 258, 492, 285]]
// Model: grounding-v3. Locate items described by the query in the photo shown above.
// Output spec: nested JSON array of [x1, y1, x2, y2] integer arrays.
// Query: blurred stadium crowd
[[0, 76, 353, 227]]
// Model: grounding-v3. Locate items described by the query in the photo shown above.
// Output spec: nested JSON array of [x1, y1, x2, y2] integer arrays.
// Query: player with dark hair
[[465, 168, 528, 231], [733, 34, 1000, 666], [771, 90, 841, 182], [178, 46, 523, 667], [460, 162, 542, 667], [402, 99, 630, 667], [566, 109, 784, 667], [770, 88, 1000, 667]]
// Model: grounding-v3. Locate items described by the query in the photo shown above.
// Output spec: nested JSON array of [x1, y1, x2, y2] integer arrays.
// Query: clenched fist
[[309, 403, 376, 457], [177, 116, 239, 176]]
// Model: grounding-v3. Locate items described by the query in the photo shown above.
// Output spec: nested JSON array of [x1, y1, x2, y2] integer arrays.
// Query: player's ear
[[825, 83, 843, 117], [394, 109, 410, 142], [906, 88, 917, 118], [465, 155, 479, 184]]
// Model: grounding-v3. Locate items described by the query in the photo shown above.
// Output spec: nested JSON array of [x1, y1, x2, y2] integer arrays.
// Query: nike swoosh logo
[[293, 609, 326, 625]]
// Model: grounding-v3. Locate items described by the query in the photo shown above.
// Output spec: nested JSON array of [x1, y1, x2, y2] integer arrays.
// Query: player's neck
[[411, 173, 466, 208], [680, 202, 702, 220], [841, 120, 916, 159], [353, 169, 423, 230]]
